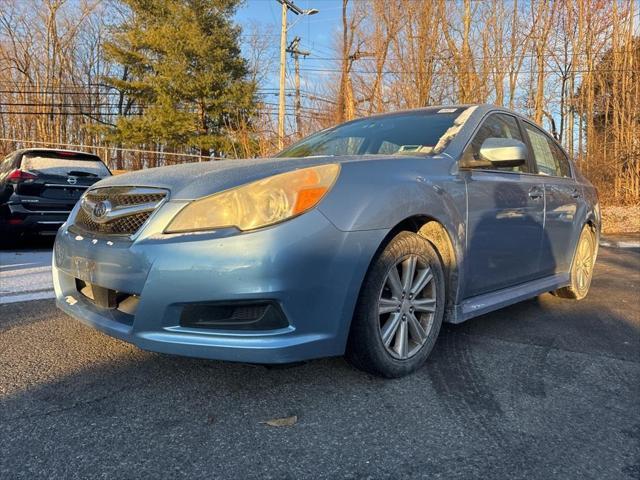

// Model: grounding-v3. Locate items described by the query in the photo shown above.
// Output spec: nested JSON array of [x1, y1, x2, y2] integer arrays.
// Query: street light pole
[[276, 0, 318, 150]]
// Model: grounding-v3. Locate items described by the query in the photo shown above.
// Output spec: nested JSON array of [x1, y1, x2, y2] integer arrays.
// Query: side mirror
[[461, 138, 527, 168]]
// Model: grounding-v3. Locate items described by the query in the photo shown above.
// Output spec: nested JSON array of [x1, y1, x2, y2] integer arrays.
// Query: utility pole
[[276, 0, 318, 150], [278, 1, 288, 150], [286, 36, 310, 138]]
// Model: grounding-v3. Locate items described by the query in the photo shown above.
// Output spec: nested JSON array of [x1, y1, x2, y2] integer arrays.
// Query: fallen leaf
[[260, 415, 298, 427]]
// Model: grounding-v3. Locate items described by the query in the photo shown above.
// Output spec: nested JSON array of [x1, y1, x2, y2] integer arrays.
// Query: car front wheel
[[347, 231, 445, 378]]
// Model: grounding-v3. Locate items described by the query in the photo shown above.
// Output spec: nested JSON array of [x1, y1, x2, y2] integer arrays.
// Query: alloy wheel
[[378, 254, 437, 360], [575, 231, 595, 292]]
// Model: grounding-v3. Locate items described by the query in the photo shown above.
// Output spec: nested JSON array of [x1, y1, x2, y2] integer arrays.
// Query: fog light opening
[[179, 301, 289, 331]]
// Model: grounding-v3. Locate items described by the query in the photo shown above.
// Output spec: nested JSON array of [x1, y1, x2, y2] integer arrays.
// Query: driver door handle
[[528, 186, 543, 200]]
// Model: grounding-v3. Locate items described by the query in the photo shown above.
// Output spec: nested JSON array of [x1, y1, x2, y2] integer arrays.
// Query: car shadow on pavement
[[0, 249, 638, 479], [0, 234, 55, 251]]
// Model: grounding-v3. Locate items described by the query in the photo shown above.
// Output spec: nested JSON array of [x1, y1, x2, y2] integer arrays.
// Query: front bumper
[[53, 207, 387, 363]]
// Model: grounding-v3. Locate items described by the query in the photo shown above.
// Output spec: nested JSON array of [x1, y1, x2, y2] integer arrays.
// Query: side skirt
[[446, 272, 570, 324]]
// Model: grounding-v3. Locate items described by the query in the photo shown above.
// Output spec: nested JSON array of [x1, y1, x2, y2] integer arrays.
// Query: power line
[[3, 65, 636, 98], [0, 81, 115, 88], [0, 137, 230, 160], [0, 90, 124, 97], [0, 111, 141, 116], [0, 102, 326, 113], [289, 49, 640, 63], [0, 87, 306, 96], [0, 102, 135, 108], [264, 66, 640, 75], [0, 109, 325, 120], [0, 91, 336, 109]]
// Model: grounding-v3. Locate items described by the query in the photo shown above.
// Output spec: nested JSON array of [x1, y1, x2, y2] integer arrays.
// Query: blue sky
[[235, 0, 344, 93]]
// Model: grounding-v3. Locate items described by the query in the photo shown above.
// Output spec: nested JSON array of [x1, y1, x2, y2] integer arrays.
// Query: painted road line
[[1, 289, 56, 304], [0, 250, 54, 304], [600, 239, 640, 249]]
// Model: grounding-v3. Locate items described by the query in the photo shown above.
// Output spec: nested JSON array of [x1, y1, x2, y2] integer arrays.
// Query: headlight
[[165, 163, 340, 233]]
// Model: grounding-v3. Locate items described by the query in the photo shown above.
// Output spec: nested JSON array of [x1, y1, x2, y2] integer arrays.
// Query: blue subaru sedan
[[53, 105, 599, 377]]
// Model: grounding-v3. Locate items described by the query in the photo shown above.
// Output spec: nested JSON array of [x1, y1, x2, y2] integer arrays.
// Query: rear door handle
[[571, 188, 582, 198], [528, 187, 543, 200]]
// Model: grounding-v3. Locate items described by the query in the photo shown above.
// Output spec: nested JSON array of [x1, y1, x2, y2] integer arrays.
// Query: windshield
[[21, 155, 110, 177], [277, 107, 475, 158]]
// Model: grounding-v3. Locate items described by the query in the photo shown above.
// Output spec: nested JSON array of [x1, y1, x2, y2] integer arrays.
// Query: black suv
[[0, 149, 111, 237]]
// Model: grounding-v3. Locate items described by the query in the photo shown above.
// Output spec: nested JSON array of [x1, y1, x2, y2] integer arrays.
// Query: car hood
[[91, 154, 425, 200]]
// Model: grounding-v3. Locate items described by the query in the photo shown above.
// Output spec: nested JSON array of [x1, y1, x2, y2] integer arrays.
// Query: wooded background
[[0, 0, 638, 205]]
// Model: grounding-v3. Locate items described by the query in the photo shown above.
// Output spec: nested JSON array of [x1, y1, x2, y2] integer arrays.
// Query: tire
[[552, 225, 597, 300], [346, 231, 445, 378]]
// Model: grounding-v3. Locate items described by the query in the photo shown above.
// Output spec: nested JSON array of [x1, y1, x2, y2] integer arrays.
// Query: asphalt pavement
[[0, 244, 638, 479]]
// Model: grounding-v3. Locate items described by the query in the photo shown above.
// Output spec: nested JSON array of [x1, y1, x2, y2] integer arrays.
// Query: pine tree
[[103, 0, 256, 158]]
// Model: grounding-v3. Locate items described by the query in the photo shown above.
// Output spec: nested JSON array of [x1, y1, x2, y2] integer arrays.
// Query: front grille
[[75, 208, 152, 235], [72, 186, 167, 236], [85, 190, 166, 207]]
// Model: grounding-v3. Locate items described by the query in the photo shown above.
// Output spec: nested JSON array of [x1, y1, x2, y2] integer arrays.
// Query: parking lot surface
[[0, 245, 638, 479]]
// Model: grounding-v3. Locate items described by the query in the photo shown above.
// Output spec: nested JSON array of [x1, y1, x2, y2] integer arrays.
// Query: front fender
[[318, 158, 467, 303], [320, 158, 465, 232]]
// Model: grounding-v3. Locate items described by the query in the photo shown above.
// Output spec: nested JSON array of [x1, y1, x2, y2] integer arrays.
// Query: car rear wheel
[[346, 231, 445, 378], [552, 225, 597, 300]]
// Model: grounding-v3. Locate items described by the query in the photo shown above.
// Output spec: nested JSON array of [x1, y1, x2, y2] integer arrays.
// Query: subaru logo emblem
[[91, 200, 112, 223], [67, 176, 77, 185]]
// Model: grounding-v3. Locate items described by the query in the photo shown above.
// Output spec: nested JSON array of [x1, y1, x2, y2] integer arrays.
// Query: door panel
[[520, 121, 581, 275], [543, 180, 583, 274], [461, 112, 545, 298], [464, 172, 545, 298]]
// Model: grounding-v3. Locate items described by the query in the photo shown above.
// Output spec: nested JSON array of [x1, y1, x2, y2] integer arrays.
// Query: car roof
[[336, 104, 530, 127]]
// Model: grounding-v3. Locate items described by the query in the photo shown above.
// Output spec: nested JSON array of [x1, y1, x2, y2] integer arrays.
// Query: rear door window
[[21, 155, 110, 178]]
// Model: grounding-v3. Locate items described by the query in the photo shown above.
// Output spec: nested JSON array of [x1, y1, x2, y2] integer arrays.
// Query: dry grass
[[601, 205, 640, 234]]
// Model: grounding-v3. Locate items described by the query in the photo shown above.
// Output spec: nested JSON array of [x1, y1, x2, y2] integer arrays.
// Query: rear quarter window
[[549, 141, 572, 177], [523, 123, 571, 178]]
